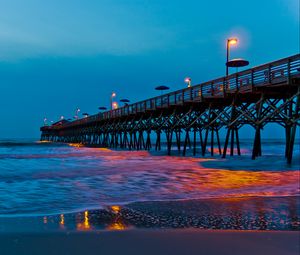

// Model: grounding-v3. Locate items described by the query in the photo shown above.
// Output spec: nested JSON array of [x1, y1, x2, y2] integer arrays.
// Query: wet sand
[[0, 196, 299, 254], [1, 229, 299, 255]]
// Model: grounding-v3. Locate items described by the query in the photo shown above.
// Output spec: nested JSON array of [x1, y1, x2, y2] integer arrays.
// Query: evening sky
[[0, 0, 299, 138]]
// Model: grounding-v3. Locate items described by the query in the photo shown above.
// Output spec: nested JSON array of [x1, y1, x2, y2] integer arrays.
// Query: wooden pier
[[41, 54, 300, 163]]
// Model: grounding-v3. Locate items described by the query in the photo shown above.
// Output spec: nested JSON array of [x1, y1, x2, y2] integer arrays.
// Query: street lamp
[[226, 38, 238, 76], [75, 108, 80, 120], [111, 92, 116, 110], [43, 117, 48, 126], [184, 77, 192, 88], [112, 102, 118, 110]]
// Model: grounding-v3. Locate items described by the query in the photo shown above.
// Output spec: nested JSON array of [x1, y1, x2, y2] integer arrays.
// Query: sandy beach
[[1, 229, 299, 255], [0, 196, 299, 254]]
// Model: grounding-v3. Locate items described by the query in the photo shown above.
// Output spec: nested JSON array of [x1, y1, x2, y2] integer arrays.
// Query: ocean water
[[0, 139, 299, 217]]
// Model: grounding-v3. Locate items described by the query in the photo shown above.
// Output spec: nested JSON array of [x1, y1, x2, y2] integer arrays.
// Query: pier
[[41, 54, 300, 163]]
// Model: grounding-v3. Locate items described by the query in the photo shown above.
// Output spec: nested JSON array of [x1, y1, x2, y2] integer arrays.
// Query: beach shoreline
[[1, 196, 299, 232]]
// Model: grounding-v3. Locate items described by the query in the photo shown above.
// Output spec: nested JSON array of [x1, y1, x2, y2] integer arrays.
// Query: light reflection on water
[[0, 140, 299, 216], [27, 197, 297, 232]]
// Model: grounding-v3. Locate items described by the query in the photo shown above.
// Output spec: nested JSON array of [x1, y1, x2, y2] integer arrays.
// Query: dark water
[[0, 139, 299, 217]]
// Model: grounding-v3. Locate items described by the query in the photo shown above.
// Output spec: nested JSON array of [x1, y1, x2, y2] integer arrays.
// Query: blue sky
[[0, 0, 299, 138]]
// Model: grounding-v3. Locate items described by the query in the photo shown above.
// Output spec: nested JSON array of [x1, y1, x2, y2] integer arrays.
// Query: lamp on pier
[[112, 102, 118, 110], [75, 108, 80, 120], [226, 38, 238, 76], [111, 92, 116, 110], [184, 77, 192, 88]]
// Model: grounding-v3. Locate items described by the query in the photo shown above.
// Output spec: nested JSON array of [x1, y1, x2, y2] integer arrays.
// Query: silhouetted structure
[[41, 54, 300, 163]]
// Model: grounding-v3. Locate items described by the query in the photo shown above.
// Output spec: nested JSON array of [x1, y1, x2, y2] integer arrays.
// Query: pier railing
[[45, 54, 300, 130]]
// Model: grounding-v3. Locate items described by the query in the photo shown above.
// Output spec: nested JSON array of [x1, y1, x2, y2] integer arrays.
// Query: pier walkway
[[41, 54, 300, 163]]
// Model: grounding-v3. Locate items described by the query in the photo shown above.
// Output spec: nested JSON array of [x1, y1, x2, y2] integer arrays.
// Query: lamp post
[[184, 77, 192, 88], [226, 38, 238, 76], [75, 108, 80, 120], [43, 117, 48, 126], [111, 92, 116, 110]]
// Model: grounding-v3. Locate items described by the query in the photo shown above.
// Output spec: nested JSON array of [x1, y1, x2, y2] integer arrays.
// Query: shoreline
[[1, 196, 299, 233], [1, 194, 299, 218]]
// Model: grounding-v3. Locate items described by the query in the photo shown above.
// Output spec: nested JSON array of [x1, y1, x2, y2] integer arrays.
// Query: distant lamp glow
[[111, 92, 117, 110], [112, 102, 118, 109], [226, 37, 239, 76], [60, 116, 64, 120], [184, 77, 192, 88], [43, 117, 48, 126]]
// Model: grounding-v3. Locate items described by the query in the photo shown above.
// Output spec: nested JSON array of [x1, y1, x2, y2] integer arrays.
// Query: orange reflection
[[97, 148, 112, 152], [111, 205, 121, 214], [107, 221, 126, 231], [43, 216, 48, 224], [60, 214, 65, 228], [68, 143, 83, 148], [76, 210, 91, 231]]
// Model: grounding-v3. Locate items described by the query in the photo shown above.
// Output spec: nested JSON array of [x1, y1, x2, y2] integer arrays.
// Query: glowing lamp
[[228, 38, 238, 45], [226, 37, 239, 76], [184, 77, 191, 83], [112, 102, 118, 109], [184, 77, 192, 87]]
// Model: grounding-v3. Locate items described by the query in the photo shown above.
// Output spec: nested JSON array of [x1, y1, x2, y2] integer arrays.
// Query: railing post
[[268, 64, 272, 84], [287, 58, 291, 84], [236, 73, 239, 92], [251, 69, 254, 90], [223, 78, 226, 97], [200, 84, 203, 101], [211, 82, 214, 96]]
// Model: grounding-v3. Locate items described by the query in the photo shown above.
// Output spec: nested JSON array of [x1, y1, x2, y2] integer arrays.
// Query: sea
[[0, 139, 299, 217]]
